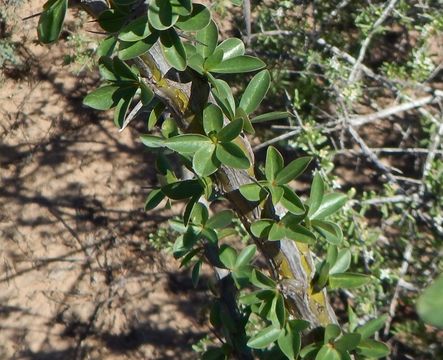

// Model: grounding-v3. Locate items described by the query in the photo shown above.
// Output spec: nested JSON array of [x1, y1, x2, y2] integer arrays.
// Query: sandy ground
[[0, 2, 206, 359]]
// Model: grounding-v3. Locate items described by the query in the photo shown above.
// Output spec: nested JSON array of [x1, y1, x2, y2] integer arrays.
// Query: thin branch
[[336, 147, 443, 155]]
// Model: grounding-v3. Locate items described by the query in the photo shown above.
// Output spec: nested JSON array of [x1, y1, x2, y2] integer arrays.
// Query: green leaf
[[315, 345, 341, 360], [269, 184, 284, 204], [324, 324, 341, 343], [278, 324, 301, 360], [118, 16, 152, 42], [148, 102, 165, 130], [417, 274, 443, 328], [219, 245, 237, 269], [170, 0, 192, 16], [196, 20, 218, 58], [251, 219, 274, 238], [165, 134, 210, 154], [271, 293, 286, 327], [193, 143, 219, 176], [144, 188, 164, 211], [312, 220, 343, 245], [210, 55, 266, 74], [265, 146, 284, 182], [190, 202, 209, 226], [311, 193, 347, 220], [98, 9, 126, 33], [201, 227, 218, 244], [329, 273, 372, 289], [203, 103, 224, 135], [175, 3, 211, 31], [204, 48, 224, 71], [210, 77, 236, 120], [97, 36, 117, 57], [250, 269, 276, 289], [268, 222, 287, 241], [217, 118, 243, 143], [140, 83, 155, 105], [334, 333, 361, 352], [251, 111, 291, 123], [357, 339, 390, 358], [235, 245, 256, 268], [280, 185, 305, 215], [83, 85, 121, 110], [38, 0, 67, 44], [206, 210, 234, 229], [192, 261, 202, 287], [284, 224, 316, 244], [118, 33, 159, 60], [215, 38, 245, 61], [355, 315, 388, 339], [235, 107, 255, 134], [215, 142, 250, 169], [300, 343, 322, 359], [239, 70, 271, 115], [247, 325, 281, 349], [188, 53, 205, 74], [148, 0, 178, 30], [329, 249, 351, 275], [113, 87, 137, 128], [113, 57, 139, 80], [140, 134, 164, 148], [161, 117, 178, 138], [275, 156, 312, 185], [239, 183, 268, 202], [162, 179, 203, 199], [308, 172, 325, 217], [160, 29, 187, 71]]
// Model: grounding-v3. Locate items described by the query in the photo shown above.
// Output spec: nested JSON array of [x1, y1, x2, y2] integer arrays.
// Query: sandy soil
[[0, 2, 206, 359]]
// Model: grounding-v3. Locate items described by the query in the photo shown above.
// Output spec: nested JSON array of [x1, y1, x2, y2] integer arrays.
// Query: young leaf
[[38, 0, 67, 44], [160, 29, 187, 71], [329, 273, 372, 289], [193, 143, 219, 177], [265, 146, 284, 182], [209, 55, 266, 73], [148, 102, 166, 130], [215, 142, 250, 169], [148, 0, 178, 30], [311, 193, 348, 220], [308, 172, 325, 217], [215, 38, 245, 61], [203, 103, 224, 135], [175, 3, 211, 31], [217, 118, 243, 143], [164, 134, 210, 154], [118, 16, 152, 42], [196, 20, 218, 58], [355, 314, 389, 339], [247, 325, 281, 349], [239, 70, 271, 115], [275, 156, 312, 185]]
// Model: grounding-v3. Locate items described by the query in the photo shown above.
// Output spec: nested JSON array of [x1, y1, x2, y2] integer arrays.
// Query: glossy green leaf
[[269, 184, 284, 204], [329, 273, 372, 289], [280, 185, 305, 215], [118, 33, 159, 60], [160, 29, 187, 71], [271, 293, 286, 327], [239, 70, 271, 115], [161, 117, 179, 140], [235, 245, 256, 268], [38, 0, 68, 44], [140, 83, 154, 105], [193, 143, 218, 176], [97, 36, 117, 57], [311, 193, 348, 220], [210, 55, 266, 73], [334, 333, 361, 352], [417, 274, 443, 328], [190, 202, 209, 226], [275, 156, 312, 185], [196, 20, 218, 58], [205, 210, 233, 229], [265, 146, 284, 181], [165, 134, 210, 154], [251, 219, 274, 238], [268, 222, 287, 241], [188, 53, 205, 74], [162, 179, 203, 200], [312, 219, 343, 245], [250, 269, 276, 289], [118, 16, 152, 41], [203, 103, 224, 135], [83, 85, 121, 110], [247, 325, 281, 349], [148, 0, 178, 30], [239, 183, 267, 202], [215, 38, 245, 61], [192, 261, 202, 287], [235, 107, 255, 134], [251, 111, 291, 123], [219, 245, 237, 269], [357, 339, 390, 358], [356, 315, 388, 339], [217, 118, 243, 143], [98, 9, 127, 32], [175, 3, 211, 31], [215, 142, 250, 169], [278, 324, 301, 360], [329, 249, 351, 275], [112, 57, 138, 80], [114, 90, 135, 128], [315, 344, 341, 360], [140, 134, 164, 148], [210, 78, 236, 120], [204, 48, 224, 71], [144, 188, 164, 211], [170, 0, 192, 16], [284, 224, 316, 244], [308, 172, 325, 217]]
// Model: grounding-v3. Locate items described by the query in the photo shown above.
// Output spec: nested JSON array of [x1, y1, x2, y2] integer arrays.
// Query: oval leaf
[[275, 156, 312, 185], [193, 143, 219, 177], [311, 193, 348, 220], [165, 134, 210, 154], [417, 274, 443, 328], [175, 3, 211, 31], [148, 0, 178, 30], [38, 0, 67, 44], [247, 325, 281, 349], [239, 70, 271, 115], [210, 55, 266, 74], [265, 146, 284, 182], [196, 20, 218, 58], [217, 118, 243, 143], [215, 142, 250, 169], [118, 16, 152, 42], [160, 29, 187, 71], [329, 273, 372, 289], [215, 38, 245, 61]]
